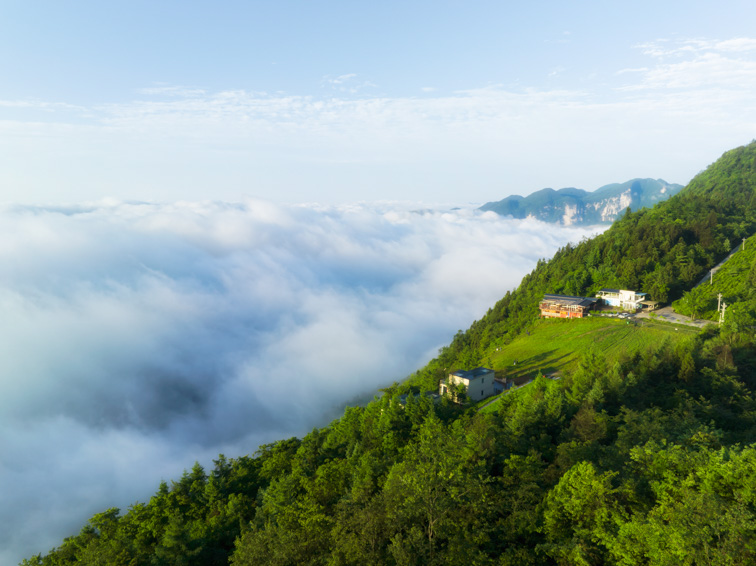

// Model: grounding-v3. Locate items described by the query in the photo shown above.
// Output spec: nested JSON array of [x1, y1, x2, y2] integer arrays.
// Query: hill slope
[[409, 142, 756, 392], [673, 231, 756, 326], [480, 178, 683, 225], [486, 316, 698, 384], [24, 142, 756, 566]]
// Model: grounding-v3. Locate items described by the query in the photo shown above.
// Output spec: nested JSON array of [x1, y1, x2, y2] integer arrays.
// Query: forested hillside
[[407, 142, 756, 391], [673, 231, 756, 327], [24, 142, 756, 565]]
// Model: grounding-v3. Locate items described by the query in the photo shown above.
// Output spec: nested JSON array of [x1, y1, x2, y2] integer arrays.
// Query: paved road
[[633, 306, 709, 328], [694, 243, 743, 288]]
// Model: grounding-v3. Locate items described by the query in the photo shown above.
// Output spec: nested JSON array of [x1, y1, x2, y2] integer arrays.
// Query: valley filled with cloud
[[0, 200, 602, 562]]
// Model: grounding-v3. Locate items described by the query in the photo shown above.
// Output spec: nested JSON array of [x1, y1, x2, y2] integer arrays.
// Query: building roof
[[542, 294, 598, 307], [451, 367, 494, 381]]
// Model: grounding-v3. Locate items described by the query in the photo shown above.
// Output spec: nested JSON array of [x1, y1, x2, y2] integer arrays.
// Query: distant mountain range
[[479, 178, 683, 225]]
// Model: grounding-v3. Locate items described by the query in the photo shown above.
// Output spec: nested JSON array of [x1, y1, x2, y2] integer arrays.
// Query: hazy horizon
[[2, 2, 756, 205]]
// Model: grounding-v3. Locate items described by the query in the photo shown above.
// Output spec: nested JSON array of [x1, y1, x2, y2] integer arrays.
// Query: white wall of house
[[619, 289, 638, 308], [598, 289, 646, 310], [441, 368, 496, 402]]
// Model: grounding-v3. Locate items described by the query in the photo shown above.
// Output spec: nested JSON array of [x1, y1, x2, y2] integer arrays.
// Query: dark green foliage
[[32, 326, 756, 565], [672, 230, 756, 336], [26, 333, 756, 566]]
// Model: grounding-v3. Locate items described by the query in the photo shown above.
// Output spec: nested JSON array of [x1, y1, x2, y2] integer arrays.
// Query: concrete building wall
[[598, 289, 645, 310], [440, 368, 496, 402]]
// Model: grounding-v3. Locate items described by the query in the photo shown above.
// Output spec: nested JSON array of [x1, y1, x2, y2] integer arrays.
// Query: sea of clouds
[[0, 199, 603, 563]]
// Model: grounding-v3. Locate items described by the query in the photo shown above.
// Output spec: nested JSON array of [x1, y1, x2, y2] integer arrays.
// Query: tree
[[383, 413, 485, 564], [541, 461, 619, 565]]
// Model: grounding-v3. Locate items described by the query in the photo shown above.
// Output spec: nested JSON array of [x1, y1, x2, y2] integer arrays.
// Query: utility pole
[[718, 292, 723, 313], [719, 302, 727, 326]]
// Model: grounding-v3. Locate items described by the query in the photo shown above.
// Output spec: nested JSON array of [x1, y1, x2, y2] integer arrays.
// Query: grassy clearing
[[483, 316, 697, 385], [476, 316, 697, 414]]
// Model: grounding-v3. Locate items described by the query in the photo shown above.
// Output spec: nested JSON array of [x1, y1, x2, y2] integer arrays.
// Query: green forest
[[24, 142, 756, 565], [673, 230, 756, 326]]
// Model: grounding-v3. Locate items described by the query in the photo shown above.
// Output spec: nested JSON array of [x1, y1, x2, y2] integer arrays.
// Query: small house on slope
[[439, 367, 496, 402], [539, 294, 598, 319]]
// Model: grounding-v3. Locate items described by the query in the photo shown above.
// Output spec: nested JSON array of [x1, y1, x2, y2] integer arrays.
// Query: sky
[[1, 0, 755, 204], [1, 1, 756, 562]]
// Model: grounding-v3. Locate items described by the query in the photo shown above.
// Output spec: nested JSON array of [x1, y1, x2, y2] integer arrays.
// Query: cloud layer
[[0, 200, 602, 563]]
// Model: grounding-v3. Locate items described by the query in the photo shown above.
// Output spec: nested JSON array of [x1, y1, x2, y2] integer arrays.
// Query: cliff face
[[480, 178, 683, 225]]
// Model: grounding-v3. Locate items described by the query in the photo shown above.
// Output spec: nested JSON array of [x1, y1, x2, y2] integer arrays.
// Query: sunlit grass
[[476, 316, 697, 413]]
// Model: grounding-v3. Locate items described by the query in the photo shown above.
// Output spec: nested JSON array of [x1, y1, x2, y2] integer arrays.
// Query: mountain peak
[[480, 178, 683, 225]]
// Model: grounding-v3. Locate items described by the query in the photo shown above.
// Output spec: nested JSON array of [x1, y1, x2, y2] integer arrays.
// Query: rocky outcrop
[[480, 178, 683, 225]]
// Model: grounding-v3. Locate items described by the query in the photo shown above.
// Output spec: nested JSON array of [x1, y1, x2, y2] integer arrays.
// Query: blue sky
[[1, 0, 756, 203]]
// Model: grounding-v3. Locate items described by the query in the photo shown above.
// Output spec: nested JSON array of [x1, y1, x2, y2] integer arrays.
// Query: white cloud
[[0, 99, 82, 111], [712, 37, 756, 53], [605, 40, 756, 148], [626, 37, 756, 95], [321, 73, 376, 94], [615, 67, 649, 76], [623, 48, 756, 91], [638, 37, 756, 58], [0, 199, 602, 563], [136, 85, 209, 97], [326, 73, 358, 85]]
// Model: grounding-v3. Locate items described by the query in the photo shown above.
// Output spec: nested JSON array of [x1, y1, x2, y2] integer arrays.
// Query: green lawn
[[483, 316, 697, 385], [475, 316, 697, 414]]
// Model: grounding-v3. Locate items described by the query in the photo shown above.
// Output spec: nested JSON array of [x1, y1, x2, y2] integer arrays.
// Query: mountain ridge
[[480, 178, 683, 225]]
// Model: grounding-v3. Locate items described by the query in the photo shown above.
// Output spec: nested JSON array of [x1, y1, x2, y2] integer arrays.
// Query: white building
[[596, 288, 648, 311], [439, 367, 496, 402]]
